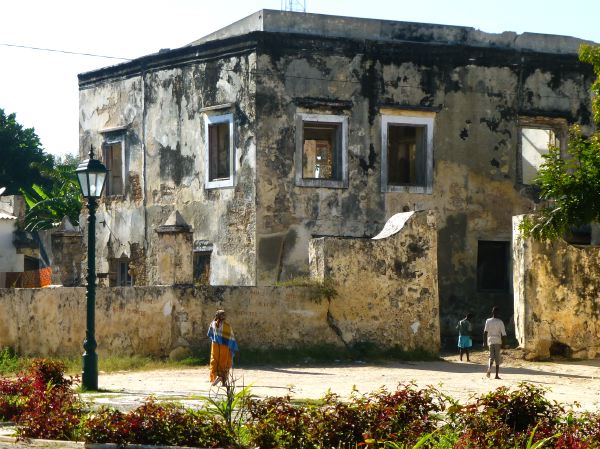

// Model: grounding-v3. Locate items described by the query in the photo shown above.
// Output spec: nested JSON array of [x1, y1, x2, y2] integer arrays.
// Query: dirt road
[[93, 349, 600, 412]]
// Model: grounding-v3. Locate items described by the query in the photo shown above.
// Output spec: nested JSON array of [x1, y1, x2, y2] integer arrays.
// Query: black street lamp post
[[76, 146, 107, 391]]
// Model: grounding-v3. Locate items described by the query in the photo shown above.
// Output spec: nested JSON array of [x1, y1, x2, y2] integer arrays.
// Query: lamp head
[[76, 145, 107, 199]]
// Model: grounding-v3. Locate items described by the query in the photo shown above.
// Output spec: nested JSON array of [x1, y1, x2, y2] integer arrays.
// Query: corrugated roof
[[0, 212, 17, 220]]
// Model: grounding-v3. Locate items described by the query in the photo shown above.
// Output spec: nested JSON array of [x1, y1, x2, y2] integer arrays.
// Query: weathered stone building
[[78, 10, 595, 344]]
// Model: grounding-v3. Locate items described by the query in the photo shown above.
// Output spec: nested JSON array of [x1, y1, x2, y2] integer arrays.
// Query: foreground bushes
[[3, 359, 600, 448], [0, 359, 81, 440], [83, 399, 229, 448], [245, 385, 444, 448]]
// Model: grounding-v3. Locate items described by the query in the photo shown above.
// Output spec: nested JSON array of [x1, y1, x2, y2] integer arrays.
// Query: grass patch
[[0, 350, 209, 377], [0, 347, 25, 375], [236, 344, 439, 366], [94, 354, 208, 374], [274, 276, 337, 301], [0, 344, 437, 377]]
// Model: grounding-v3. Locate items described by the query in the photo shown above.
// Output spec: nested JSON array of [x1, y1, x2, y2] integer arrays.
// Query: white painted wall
[[0, 219, 23, 285]]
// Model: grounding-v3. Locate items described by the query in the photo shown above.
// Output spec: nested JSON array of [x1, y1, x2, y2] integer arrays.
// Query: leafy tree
[[21, 158, 82, 231], [520, 45, 600, 240], [0, 108, 54, 195]]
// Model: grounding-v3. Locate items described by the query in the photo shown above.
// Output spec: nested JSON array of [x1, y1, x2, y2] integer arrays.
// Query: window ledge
[[205, 178, 234, 189], [296, 178, 348, 189], [383, 185, 432, 194]]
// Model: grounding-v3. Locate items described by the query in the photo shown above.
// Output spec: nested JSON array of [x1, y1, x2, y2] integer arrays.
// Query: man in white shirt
[[483, 306, 507, 379]]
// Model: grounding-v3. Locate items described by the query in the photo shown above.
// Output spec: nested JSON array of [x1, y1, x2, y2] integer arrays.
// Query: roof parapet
[[188, 9, 595, 55]]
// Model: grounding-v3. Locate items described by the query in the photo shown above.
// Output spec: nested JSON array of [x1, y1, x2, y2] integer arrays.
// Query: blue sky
[[1, 0, 599, 158]]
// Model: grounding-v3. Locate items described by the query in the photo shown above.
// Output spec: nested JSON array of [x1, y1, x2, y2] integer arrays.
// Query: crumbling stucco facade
[[79, 51, 257, 287], [310, 210, 440, 351], [513, 215, 600, 360], [0, 212, 440, 356], [79, 10, 595, 344]]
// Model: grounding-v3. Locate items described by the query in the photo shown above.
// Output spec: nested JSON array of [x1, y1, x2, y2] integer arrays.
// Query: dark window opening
[[103, 142, 124, 195], [109, 257, 133, 287], [564, 223, 592, 245], [302, 122, 341, 180], [24, 256, 40, 271], [208, 123, 230, 181], [387, 124, 426, 186], [193, 251, 212, 285], [477, 241, 509, 291]]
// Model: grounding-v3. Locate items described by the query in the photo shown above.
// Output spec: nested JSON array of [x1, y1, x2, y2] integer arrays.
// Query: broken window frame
[[204, 113, 234, 189], [101, 130, 126, 196], [108, 257, 133, 287], [517, 117, 567, 186], [295, 113, 348, 188], [381, 114, 434, 194], [193, 250, 212, 285], [476, 240, 511, 292]]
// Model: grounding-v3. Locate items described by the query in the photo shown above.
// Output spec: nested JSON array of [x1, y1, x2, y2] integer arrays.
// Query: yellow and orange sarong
[[207, 321, 238, 383], [209, 342, 233, 383]]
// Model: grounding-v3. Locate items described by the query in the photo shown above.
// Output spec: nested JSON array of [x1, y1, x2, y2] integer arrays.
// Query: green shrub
[[0, 347, 24, 375], [246, 384, 445, 449], [449, 383, 565, 449]]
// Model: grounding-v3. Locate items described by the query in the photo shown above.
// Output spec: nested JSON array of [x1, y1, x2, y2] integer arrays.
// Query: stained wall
[[78, 11, 596, 344], [513, 215, 600, 360], [310, 210, 440, 351], [79, 49, 258, 286], [252, 22, 594, 343]]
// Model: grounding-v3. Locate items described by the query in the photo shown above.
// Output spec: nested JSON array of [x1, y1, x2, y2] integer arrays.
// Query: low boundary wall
[[0, 211, 440, 358], [0, 283, 437, 357]]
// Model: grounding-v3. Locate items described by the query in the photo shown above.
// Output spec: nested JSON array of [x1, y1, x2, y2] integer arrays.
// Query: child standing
[[457, 313, 473, 362]]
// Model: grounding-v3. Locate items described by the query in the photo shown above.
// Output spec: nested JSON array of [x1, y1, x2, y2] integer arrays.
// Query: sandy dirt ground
[[92, 349, 600, 412]]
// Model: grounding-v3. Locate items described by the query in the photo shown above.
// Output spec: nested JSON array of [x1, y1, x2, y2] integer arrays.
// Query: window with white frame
[[518, 118, 566, 185], [295, 113, 348, 188], [381, 114, 434, 194], [102, 139, 125, 196], [204, 113, 234, 188]]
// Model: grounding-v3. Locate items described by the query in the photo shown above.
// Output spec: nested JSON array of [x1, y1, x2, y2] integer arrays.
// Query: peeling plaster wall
[[0, 220, 21, 274], [79, 76, 146, 282], [79, 17, 594, 342], [253, 32, 594, 343], [513, 215, 600, 360], [0, 282, 436, 356], [310, 210, 440, 351], [79, 52, 258, 286]]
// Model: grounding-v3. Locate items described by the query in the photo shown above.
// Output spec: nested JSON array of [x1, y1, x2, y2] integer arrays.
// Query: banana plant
[[20, 160, 81, 231]]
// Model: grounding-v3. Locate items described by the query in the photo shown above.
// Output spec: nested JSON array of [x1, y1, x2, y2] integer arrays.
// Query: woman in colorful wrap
[[207, 309, 238, 386]]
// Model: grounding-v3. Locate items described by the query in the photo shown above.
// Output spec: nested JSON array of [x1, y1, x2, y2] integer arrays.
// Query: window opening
[[477, 241, 510, 291], [109, 257, 133, 286], [204, 113, 234, 189], [520, 127, 560, 185], [295, 113, 348, 188], [103, 142, 123, 195], [302, 122, 340, 180], [387, 124, 426, 186], [24, 256, 40, 271], [381, 114, 434, 194], [209, 123, 230, 181], [193, 251, 212, 285]]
